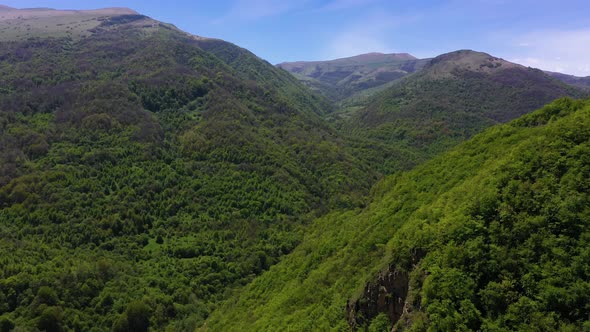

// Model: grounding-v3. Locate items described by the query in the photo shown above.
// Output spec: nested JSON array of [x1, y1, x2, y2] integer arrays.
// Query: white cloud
[[508, 28, 590, 76]]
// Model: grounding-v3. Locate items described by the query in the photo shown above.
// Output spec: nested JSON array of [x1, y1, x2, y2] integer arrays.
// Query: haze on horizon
[[1, 0, 589, 76]]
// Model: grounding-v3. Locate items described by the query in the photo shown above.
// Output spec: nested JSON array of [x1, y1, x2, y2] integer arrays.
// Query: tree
[[34, 286, 58, 307], [0, 317, 15, 332], [368, 313, 391, 332], [114, 301, 151, 332], [37, 306, 63, 332]]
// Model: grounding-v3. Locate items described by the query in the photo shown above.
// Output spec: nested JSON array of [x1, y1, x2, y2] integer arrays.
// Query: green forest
[[0, 6, 589, 332], [0, 18, 374, 331], [204, 97, 590, 331]]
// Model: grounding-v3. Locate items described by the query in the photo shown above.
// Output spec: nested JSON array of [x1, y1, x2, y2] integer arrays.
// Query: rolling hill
[[203, 97, 590, 331]]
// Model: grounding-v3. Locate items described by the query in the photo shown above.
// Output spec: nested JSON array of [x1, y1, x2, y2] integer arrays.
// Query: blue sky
[[3, 0, 590, 75]]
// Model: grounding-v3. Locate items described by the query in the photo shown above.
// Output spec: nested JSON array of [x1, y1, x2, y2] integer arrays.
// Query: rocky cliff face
[[347, 266, 409, 330]]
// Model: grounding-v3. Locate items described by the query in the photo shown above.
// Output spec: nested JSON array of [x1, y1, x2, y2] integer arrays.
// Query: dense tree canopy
[[204, 98, 590, 331], [0, 14, 374, 331], [1, 7, 589, 332]]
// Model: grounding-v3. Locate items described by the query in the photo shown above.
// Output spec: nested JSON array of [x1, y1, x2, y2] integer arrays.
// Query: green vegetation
[[204, 97, 590, 331], [2, 7, 590, 332], [0, 12, 375, 331]]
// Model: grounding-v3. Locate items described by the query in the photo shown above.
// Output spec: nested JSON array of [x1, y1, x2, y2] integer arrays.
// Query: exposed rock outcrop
[[347, 266, 409, 331]]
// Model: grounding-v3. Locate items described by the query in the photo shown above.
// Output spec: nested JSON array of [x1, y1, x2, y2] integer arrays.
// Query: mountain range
[[0, 5, 588, 332], [314, 50, 585, 174], [277, 52, 430, 103]]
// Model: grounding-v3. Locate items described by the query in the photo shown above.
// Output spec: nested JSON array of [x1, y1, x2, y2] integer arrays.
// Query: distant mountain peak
[[546, 71, 590, 91], [279, 52, 417, 67], [277, 51, 427, 102], [431, 49, 497, 62], [424, 49, 521, 78], [343, 52, 417, 62]]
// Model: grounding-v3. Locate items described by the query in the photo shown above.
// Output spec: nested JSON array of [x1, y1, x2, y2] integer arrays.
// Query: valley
[[0, 4, 588, 332]]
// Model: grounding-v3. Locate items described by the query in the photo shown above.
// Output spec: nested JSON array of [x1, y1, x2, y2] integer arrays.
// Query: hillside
[[204, 97, 590, 331], [547, 71, 590, 91], [277, 52, 430, 103], [343, 50, 586, 174], [0, 7, 375, 331]]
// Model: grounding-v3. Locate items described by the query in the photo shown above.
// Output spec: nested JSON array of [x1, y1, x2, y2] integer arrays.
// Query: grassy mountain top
[[277, 52, 429, 102], [421, 49, 521, 78], [204, 97, 590, 331], [0, 6, 138, 17], [0, 6, 164, 41], [341, 49, 586, 174]]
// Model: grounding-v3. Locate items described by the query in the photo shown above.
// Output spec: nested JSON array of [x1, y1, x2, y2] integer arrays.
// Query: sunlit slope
[[203, 97, 590, 331]]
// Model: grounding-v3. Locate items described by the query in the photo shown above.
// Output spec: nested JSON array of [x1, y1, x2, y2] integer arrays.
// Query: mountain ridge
[[422, 49, 522, 78], [0, 5, 151, 41], [0, 6, 138, 18], [277, 52, 418, 68]]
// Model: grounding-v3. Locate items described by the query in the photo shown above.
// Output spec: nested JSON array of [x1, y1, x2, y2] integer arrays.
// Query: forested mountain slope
[[204, 97, 590, 331], [342, 50, 586, 174], [0, 7, 375, 331], [2, 5, 589, 332]]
